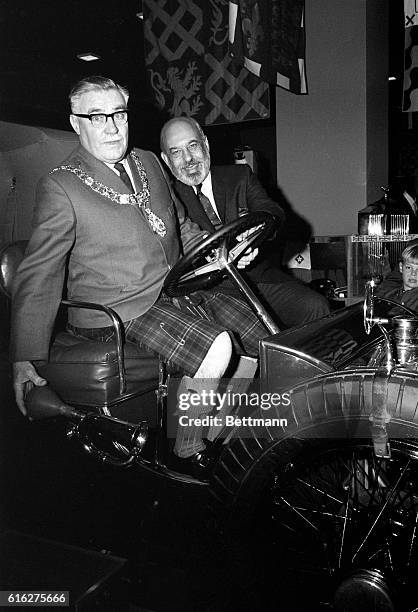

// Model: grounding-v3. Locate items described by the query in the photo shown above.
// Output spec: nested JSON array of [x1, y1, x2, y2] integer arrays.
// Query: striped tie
[[114, 162, 134, 193], [196, 184, 221, 228]]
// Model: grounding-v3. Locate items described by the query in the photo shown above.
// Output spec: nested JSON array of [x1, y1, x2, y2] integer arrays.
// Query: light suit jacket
[[10, 145, 204, 361]]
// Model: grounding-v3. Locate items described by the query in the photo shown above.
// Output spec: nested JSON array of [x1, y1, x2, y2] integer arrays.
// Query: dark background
[[0, 0, 278, 191], [4, 0, 412, 195]]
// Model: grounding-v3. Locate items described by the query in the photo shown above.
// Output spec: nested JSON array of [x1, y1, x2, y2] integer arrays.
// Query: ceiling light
[[77, 52, 100, 62], [388, 76, 397, 81]]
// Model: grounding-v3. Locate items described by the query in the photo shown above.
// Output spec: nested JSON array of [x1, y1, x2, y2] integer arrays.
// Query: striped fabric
[[143, 0, 270, 125], [403, 0, 418, 112], [71, 291, 269, 377], [228, 0, 307, 94]]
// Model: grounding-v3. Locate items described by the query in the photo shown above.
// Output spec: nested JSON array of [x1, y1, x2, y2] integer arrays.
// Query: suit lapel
[[211, 167, 230, 224], [174, 180, 215, 232], [74, 146, 136, 194], [126, 153, 143, 192]]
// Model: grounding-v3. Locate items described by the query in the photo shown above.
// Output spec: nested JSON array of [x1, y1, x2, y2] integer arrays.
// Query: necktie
[[196, 184, 221, 228], [114, 162, 134, 193]]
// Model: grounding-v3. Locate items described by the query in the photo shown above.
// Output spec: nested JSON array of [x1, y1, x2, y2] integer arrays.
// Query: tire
[[210, 368, 418, 611]]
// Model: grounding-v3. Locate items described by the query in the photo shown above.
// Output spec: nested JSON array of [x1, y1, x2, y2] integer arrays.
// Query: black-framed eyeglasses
[[72, 110, 129, 127]]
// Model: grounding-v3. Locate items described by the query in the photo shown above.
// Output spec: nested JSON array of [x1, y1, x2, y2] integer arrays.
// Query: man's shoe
[[171, 443, 218, 480]]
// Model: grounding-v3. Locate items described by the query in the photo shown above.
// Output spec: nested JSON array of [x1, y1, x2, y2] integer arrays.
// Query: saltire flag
[[403, 0, 418, 112], [143, 0, 270, 125], [228, 0, 307, 94]]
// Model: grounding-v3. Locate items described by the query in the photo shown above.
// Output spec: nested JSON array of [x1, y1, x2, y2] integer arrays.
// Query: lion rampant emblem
[[149, 61, 203, 117]]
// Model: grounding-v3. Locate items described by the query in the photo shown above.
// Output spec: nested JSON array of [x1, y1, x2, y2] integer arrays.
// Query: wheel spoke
[[179, 258, 221, 281], [227, 226, 264, 263], [274, 504, 354, 523], [227, 239, 252, 262], [367, 455, 388, 505], [296, 476, 344, 505], [342, 455, 386, 508], [385, 538, 394, 572], [278, 495, 321, 534], [266, 442, 418, 599], [407, 511, 418, 568], [338, 486, 351, 568], [351, 459, 411, 563]]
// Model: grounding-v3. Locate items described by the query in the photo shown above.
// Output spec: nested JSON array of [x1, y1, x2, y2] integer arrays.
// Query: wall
[[0, 122, 79, 241], [275, 0, 388, 237]]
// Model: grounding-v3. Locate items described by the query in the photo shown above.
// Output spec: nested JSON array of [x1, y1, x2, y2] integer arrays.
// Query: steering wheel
[[164, 211, 276, 297]]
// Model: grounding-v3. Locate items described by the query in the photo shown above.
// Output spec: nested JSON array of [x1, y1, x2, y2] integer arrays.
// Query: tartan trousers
[[68, 290, 269, 376]]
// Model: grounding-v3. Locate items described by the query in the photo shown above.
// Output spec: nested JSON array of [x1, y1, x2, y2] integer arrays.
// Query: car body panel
[[260, 303, 385, 393]]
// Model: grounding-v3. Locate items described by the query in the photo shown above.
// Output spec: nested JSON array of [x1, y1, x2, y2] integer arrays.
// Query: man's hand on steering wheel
[[235, 225, 261, 268], [164, 212, 276, 297]]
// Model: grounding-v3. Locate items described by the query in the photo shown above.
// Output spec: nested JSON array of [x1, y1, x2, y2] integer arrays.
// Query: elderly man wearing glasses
[[10, 75, 271, 479]]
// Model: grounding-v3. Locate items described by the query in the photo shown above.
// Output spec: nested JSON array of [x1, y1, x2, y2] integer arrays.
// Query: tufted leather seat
[[35, 333, 159, 408], [0, 241, 161, 411]]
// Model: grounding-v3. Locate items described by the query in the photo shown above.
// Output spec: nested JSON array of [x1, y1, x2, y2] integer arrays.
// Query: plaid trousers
[[68, 290, 269, 376]]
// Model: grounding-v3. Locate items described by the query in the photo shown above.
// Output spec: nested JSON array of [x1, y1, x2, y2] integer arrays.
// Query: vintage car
[[2, 213, 418, 611]]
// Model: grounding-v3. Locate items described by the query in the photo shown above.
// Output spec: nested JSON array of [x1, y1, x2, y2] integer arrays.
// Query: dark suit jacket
[[173, 164, 290, 284], [11, 145, 204, 361]]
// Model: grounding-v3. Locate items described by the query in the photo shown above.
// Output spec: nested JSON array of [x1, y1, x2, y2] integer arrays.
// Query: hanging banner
[[228, 0, 307, 94], [143, 0, 270, 125], [403, 0, 418, 112]]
